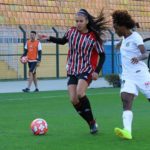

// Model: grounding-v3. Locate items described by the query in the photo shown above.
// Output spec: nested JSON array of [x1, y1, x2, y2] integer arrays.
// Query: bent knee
[[69, 95, 79, 105], [76, 88, 86, 99], [121, 92, 134, 110], [77, 92, 85, 99]]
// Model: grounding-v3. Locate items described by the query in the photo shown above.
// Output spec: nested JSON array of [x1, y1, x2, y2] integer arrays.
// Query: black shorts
[[28, 62, 37, 73], [67, 72, 92, 86]]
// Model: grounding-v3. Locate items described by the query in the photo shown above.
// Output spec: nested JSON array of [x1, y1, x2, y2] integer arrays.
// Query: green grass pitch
[[0, 88, 150, 150]]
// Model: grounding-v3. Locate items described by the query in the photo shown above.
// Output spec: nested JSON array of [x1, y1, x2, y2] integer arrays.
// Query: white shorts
[[121, 71, 150, 98]]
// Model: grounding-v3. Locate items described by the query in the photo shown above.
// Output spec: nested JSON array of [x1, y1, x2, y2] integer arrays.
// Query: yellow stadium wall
[[0, 0, 150, 30]]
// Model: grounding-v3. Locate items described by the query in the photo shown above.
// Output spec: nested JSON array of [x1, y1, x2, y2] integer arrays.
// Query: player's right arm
[[21, 42, 28, 58], [22, 49, 28, 57]]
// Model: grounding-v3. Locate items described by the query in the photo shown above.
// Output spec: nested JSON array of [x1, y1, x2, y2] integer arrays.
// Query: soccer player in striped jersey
[[112, 10, 150, 140], [39, 9, 108, 134]]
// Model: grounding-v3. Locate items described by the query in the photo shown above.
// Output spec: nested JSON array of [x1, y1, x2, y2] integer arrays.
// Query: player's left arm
[[131, 45, 149, 64], [92, 52, 105, 80], [92, 41, 105, 80], [37, 42, 42, 66], [21, 42, 28, 58], [131, 33, 149, 64]]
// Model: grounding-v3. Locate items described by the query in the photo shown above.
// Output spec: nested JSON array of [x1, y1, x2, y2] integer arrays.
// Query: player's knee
[[69, 94, 78, 105], [76, 88, 83, 98], [70, 97, 79, 105], [77, 92, 85, 99], [121, 93, 133, 110], [145, 93, 150, 102], [122, 99, 130, 110]]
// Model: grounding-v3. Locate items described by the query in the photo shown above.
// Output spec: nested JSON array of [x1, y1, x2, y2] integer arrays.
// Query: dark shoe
[[90, 121, 98, 134], [22, 88, 30, 92], [34, 88, 39, 92]]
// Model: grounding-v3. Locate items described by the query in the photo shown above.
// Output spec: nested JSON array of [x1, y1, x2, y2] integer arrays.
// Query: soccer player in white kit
[[112, 10, 150, 140]]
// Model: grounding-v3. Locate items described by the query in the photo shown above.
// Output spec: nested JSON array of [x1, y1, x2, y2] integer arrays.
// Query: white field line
[[1, 91, 119, 102]]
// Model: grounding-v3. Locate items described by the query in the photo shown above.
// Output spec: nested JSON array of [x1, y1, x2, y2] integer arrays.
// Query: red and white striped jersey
[[65, 27, 104, 75]]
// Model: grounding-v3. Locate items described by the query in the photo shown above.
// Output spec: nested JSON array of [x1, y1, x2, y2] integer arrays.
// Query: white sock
[[122, 110, 133, 133]]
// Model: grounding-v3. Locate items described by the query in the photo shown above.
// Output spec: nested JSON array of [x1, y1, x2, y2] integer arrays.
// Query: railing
[[1, 25, 149, 80]]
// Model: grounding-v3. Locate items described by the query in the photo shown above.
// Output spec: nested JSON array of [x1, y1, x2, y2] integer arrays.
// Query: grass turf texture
[[0, 88, 150, 150]]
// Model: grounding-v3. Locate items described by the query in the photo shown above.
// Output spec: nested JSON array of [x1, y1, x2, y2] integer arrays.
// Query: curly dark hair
[[112, 10, 136, 29], [77, 8, 108, 43]]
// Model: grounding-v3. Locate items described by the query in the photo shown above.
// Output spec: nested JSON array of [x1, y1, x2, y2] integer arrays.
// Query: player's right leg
[[22, 71, 33, 92], [114, 92, 134, 140], [67, 75, 87, 119]]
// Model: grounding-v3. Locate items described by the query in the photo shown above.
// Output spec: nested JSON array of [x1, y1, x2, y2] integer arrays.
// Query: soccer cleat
[[90, 122, 98, 134], [22, 88, 30, 92], [114, 128, 132, 140], [34, 88, 39, 92]]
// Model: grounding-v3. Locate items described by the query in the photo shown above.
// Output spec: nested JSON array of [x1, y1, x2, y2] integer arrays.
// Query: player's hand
[[36, 61, 40, 67], [131, 57, 139, 64], [38, 33, 49, 40], [92, 72, 99, 80]]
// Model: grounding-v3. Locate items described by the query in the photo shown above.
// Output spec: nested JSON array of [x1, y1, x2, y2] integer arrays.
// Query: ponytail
[[77, 9, 108, 42]]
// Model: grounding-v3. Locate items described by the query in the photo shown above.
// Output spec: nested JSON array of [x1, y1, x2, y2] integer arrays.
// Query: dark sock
[[79, 95, 95, 126], [73, 102, 88, 123]]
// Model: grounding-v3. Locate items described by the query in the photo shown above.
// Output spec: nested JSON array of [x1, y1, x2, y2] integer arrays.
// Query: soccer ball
[[20, 56, 28, 64], [30, 118, 48, 135]]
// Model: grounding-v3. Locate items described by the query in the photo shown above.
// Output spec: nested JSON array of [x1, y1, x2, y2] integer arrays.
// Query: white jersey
[[120, 31, 148, 76]]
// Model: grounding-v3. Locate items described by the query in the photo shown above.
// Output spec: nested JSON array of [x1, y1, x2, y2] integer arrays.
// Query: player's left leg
[[33, 73, 39, 92], [67, 75, 90, 125], [115, 78, 138, 140], [115, 92, 134, 139], [31, 62, 39, 92], [76, 77, 98, 134]]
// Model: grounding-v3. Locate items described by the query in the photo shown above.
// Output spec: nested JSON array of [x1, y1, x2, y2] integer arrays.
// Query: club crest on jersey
[[126, 42, 130, 47], [145, 81, 150, 88]]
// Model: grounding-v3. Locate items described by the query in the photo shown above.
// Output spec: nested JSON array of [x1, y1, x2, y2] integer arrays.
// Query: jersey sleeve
[[95, 41, 104, 54], [24, 42, 27, 49], [38, 42, 42, 51], [134, 32, 144, 46], [64, 27, 73, 40]]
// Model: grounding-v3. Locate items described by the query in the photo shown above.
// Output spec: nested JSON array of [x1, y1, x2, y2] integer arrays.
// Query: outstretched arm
[[38, 34, 68, 45], [47, 36, 68, 45]]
